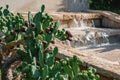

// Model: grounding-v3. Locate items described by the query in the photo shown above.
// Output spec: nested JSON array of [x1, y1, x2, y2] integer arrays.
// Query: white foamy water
[[65, 18, 110, 48]]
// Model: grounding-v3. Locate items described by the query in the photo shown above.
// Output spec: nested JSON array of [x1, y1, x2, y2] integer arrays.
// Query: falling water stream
[[65, 18, 110, 49]]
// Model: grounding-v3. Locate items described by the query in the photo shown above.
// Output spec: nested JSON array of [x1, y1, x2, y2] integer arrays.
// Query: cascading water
[[64, 18, 110, 48], [73, 18, 79, 27], [101, 32, 110, 44], [85, 31, 97, 46], [79, 19, 87, 28]]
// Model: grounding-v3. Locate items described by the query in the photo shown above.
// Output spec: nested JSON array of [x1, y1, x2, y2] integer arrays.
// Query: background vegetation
[[89, 0, 120, 14]]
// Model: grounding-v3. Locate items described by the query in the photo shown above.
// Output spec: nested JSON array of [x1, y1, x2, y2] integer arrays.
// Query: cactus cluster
[[0, 5, 25, 43], [0, 5, 99, 80]]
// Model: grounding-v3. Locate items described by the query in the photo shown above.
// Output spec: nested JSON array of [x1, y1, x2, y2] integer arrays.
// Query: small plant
[[0, 5, 99, 80]]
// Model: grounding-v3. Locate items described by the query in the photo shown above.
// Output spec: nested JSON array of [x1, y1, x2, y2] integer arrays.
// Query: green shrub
[[89, 0, 112, 9], [89, 0, 120, 14]]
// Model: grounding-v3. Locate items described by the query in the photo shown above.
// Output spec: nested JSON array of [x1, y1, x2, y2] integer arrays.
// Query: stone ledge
[[21, 12, 101, 21], [65, 27, 120, 37], [85, 10, 120, 25], [53, 41, 120, 80]]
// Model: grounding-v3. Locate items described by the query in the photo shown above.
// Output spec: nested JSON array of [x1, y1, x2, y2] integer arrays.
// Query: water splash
[[79, 19, 87, 28], [73, 18, 79, 27], [101, 32, 110, 44], [85, 31, 97, 46], [72, 18, 95, 28], [91, 20, 95, 27], [65, 18, 110, 48]]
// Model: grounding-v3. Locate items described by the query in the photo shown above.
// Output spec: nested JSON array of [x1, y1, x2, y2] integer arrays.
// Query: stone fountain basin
[[64, 27, 120, 62], [65, 27, 120, 47]]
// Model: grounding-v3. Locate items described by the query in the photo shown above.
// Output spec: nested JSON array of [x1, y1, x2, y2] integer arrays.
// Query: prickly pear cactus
[[0, 5, 99, 80]]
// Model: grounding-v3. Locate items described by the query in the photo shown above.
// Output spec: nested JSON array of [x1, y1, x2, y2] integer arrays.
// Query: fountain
[[67, 18, 120, 49], [64, 18, 112, 48]]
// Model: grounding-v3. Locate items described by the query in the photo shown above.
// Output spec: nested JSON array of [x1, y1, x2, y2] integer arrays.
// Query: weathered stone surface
[[102, 17, 120, 28], [50, 13, 63, 21], [85, 10, 120, 28], [86, 44, 120, 62], [53, 41, 120, 80], [22, 12, 101, 21], [75, 13, 101, 19], [54, 12, 101, 20]]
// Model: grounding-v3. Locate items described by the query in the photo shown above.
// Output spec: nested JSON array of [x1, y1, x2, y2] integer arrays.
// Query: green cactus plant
[[0, 4, 100, 80]]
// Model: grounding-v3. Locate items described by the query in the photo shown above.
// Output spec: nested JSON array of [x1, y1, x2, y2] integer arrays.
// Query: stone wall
[[85, 10, 120, 29], [0, 0, 89, 13]]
